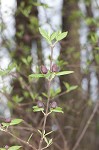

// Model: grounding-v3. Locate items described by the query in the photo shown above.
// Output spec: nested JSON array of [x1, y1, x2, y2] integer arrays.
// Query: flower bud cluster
[[40, 64, 58, 74]]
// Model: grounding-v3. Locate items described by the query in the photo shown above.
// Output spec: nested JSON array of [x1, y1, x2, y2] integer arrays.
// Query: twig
[[38, 45, 54, 150], [0, 128, 37, 150]]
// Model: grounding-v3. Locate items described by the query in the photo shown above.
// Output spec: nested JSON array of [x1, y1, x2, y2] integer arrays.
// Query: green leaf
[[29, 72, 51, 79], [39, 28, 51, 44], [32, 106, 38, 109], [66, 85, 78, 93], [63, 82, 78, 93], [0, 63, 16, 77], [50, 32, 57, 41], [39, 28, 48, 38], [56, 71, 73, 76], [29, 74, 45, 78], [32, 2, 50, 8], [63, 82, 70, 89], [13, 95, 23, 103], [1, 122, 10, 128], [42, 92, 48, 98], [33, 105, 44, 112], [0, 148, 6, 150], [56, 32, 68, 41], [21, 58, 28, 65], [10, 119, 23, 126], [8, 146, 22, 150], [33, 108, 44, 112], [50, 87, 61, 97], [50, 107, 64, 113]]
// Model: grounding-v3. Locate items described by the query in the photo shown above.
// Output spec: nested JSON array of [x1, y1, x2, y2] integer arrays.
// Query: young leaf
[[32, 106, 38, 109], [33, 108, 44, 112], [63, 82, 78, 93], [63, 82, 70, 89], [56, 71, 73, 76], [29, 74, 45, 78], [10, 119, 23, 126], [56, 32, 68, 41], [50, 32, 57, 41], [42, 92, 48, 98], [8, 146, 22, 150], [50, 107, 64, 113], [66, 85, 78, 93], [39, 28, 48, 39], [39, 28, 51, 44], [33, 106, 44, 112], [29, 72, 51, 79], [1, 122, 10, 128]]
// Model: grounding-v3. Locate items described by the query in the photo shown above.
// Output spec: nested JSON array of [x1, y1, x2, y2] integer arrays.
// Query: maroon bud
[[41, 65, 48, 74], [5, 118, 11, 123], [50, 101, 57, 109], [5, 145, 9, 149], [37, 101, 44, 108], [51, 64, 58, 72]]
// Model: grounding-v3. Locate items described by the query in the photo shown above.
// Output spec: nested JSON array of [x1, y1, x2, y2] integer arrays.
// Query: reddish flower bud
[[51, 64, 58, 72], [50, 101, 57, 109], [37, 101, 44, 108], [41, 65, 48, 74], [5, 118, 11, 123]]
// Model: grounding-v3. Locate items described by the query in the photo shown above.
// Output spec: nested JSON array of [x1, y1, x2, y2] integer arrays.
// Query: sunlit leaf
[[56, 32, 68, 41], [33, 108, 44, 112], [10, 119, 23, 126], [29, 72, 51, 79], [8, 146, 22, 150], [42, 92, 48, 98], [50, 107, 64, 113], [39, 28, 51, 44], [50, 32, 57, 41], [66, 85, 78, 93], [56, 71, 73, 76], [29, 74, 45, 78], [1, 122, 10, 128], [33, 105, 44, 112]]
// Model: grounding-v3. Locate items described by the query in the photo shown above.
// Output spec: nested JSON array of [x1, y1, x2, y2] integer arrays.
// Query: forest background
[[0, 0, 99, 150]]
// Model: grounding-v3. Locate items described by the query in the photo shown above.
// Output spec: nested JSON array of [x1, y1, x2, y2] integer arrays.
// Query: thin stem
[[38, 45, 54, 150], [1, 129, 37, 150], [50, 45, 54, 71], [38, 81, 51, 150]]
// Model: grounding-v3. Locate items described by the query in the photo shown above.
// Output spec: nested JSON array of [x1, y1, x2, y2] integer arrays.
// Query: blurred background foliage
[[0, 0, 99, 149]]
